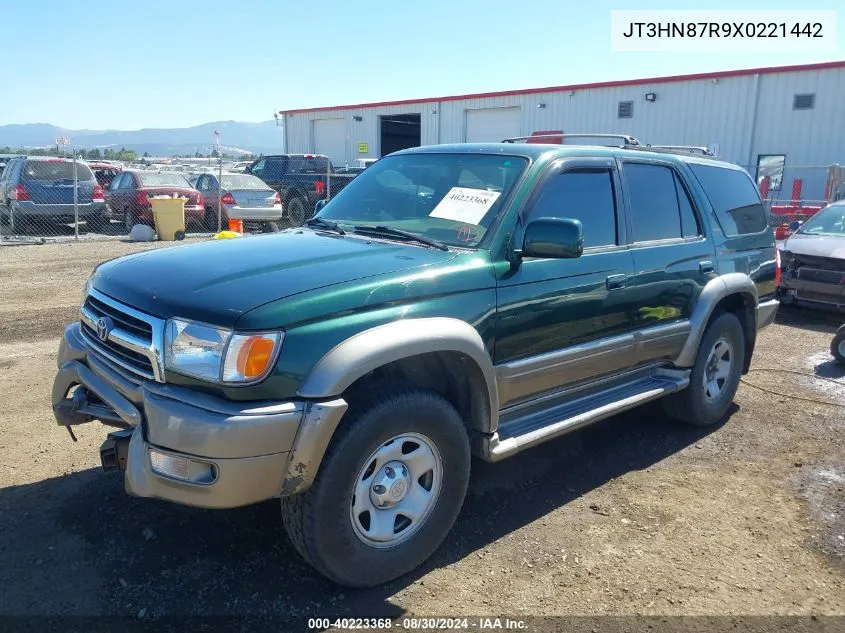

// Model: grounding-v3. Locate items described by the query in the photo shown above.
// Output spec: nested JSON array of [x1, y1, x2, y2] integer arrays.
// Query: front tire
[[831, 325, 845, 365], [662, 311, 745, 427], [281, 385, 470, 587]]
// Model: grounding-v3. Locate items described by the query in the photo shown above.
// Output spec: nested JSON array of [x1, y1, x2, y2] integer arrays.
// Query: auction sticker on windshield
[[429, 187, 501, 225]]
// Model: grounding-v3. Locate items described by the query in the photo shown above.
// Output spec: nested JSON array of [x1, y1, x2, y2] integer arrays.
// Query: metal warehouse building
[[280, 61, 845, 202]]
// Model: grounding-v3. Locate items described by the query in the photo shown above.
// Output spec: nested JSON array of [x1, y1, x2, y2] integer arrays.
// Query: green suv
[[52, 141, 778, 587]]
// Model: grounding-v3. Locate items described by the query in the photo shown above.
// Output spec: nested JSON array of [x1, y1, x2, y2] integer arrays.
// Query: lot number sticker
[[429, 187, 501, 225]]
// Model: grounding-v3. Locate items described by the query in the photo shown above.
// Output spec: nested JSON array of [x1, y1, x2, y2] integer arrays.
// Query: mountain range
[[0, 120, 282, 156]]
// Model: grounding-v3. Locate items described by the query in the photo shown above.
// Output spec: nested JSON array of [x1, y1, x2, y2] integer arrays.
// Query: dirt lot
[[0, 240, 843, 626]]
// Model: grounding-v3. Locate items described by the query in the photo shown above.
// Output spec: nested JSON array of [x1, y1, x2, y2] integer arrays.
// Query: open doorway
[[380, 114, 421, 157]]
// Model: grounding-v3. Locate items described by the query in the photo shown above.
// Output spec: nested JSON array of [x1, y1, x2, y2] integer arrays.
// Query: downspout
[[745, 73, 761, 171]]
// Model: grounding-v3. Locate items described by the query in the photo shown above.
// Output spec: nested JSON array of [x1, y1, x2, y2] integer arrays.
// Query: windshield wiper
[[352, 224, 448, 251], [304, 217, 345, 235]]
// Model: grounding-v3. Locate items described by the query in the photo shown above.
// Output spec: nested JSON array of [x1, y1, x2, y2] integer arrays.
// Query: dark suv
[[53, 140, 777, 587], [0, 156, 105, 232]]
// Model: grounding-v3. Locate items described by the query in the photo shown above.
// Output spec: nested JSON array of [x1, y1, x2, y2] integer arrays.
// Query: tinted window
[[625, 163, 683, 242], [675, 173, 701, 237], [22, 160, 94, 182], [689, 164, 768, 235], [119, 173, 135, 189], [287, 156, 329, 174], [528, 169, 617, 247]]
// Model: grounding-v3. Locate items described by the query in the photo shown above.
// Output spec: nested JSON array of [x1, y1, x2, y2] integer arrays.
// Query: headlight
[[164, 318, 282, 384]]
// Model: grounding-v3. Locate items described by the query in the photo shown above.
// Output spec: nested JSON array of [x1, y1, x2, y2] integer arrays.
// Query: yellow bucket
[[150, 197, 187, 241]]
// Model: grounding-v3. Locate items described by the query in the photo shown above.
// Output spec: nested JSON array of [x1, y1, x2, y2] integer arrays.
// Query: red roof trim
[[279, 60, 845, 115]]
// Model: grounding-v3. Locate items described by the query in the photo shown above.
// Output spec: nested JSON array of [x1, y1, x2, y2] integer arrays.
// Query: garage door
[[465, 107, 521, 142], [313, 119, 346, 165]]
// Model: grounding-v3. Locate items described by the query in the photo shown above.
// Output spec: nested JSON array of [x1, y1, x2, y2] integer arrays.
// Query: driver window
[[527, 169, 618, 247]]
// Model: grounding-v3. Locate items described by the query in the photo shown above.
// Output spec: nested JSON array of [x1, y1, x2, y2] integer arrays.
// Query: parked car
[[245, 154, 357, 225], [228, 161, 253, 173], [0, 156, 105, 232], [103, 170, 204, 232], [777, 200, 845, 311], [87, 162, 122, 191], [53, 140, 777, 587], [193, 172, 283, 231]]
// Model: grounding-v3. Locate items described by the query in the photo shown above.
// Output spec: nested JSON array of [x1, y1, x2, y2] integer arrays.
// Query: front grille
[[794, 254, 845, 273], [85, 295, 152, 339], [81, 321, 155, 377], [797, 267, 845, 285], [80, 290, 164, 382]]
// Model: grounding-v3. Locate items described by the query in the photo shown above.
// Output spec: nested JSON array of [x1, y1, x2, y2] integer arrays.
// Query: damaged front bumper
[[52, 322, 345, 509]]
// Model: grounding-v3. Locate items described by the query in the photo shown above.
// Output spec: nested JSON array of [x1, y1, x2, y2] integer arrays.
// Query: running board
[[479, 369, 690, 462]]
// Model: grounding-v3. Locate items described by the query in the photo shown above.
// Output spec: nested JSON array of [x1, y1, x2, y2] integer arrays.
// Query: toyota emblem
[[96, 317, 112, 342]]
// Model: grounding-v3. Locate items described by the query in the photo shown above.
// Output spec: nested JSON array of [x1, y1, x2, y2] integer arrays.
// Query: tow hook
[[100, 429, 133, 471]]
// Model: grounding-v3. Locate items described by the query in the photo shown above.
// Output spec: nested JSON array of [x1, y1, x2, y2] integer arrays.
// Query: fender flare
[[298, 317, 499, 424], [674, 273, 758, 367], [282, 318, 498, 496]]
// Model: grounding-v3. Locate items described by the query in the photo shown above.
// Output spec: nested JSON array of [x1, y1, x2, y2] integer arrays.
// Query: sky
[[2, 0, 842, 130]]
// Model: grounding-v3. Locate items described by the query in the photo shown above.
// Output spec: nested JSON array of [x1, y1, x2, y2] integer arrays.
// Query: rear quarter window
[[688, 164, 768, 235]]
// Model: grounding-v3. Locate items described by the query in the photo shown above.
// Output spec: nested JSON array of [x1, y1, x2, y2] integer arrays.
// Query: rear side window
[[689, 164, 768, 235], [22, 160, 94, 182], [288, 157, 329, 174], [528, 169, 618, 247], [624, 163, 686, 242]]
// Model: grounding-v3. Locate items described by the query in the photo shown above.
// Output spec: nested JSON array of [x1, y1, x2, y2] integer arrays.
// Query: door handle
[[699, 260, 715, 274], [606, 274, 627, 290]]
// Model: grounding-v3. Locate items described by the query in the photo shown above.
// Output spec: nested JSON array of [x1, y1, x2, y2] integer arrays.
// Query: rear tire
[[831, 325, 845, 365], [662, 311, 745, 427], [262, 221, 280, 233], [281, 384, 470, 587]]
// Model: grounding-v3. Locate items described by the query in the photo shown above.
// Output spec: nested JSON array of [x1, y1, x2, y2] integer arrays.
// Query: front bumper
[[778, 275, 845, 312], [53, 322, 306, 508]]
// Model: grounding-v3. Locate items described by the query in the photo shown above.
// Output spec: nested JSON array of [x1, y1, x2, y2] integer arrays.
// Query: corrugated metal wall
[[284, 66, 845, 200]]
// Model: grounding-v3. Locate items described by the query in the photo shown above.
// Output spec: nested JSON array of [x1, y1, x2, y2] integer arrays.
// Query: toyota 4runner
[[53, 139, 778, 587]]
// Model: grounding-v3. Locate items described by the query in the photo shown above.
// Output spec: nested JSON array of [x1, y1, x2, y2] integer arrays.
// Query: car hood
[[91, 231, 458, 327], [784, 233, 845, 259]]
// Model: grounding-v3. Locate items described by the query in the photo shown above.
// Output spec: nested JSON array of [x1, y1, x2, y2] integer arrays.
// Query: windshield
[[317, 153, 527, 247], [797, 204, 845, 236], [138, 172, 192, 187], [221, 174, 268, 190]]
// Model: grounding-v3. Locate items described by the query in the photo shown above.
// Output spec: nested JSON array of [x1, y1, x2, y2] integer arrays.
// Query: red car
[[103, 170, 205, 231], [87, 162, 122, 190]]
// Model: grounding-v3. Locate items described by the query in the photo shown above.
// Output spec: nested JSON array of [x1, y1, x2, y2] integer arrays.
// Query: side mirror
[[788, 220, 802, 232], [520, 217, 584, 259], [314, 199, 327, 214]]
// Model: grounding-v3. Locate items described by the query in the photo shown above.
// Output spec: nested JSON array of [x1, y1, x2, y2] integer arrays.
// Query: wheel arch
[[675, 273, 758, 372], [283, 318, 498, 496]]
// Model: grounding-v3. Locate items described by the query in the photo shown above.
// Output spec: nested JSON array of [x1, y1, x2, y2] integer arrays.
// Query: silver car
[[193, 172, 283, 231], [777, 200, 845, 312]]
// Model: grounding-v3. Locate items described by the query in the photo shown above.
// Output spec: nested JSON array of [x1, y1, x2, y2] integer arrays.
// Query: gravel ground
[[0, 240, 843, 627]]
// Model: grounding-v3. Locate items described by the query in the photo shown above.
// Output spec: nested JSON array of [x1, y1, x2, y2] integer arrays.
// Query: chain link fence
[[0, 153, 364, 245]]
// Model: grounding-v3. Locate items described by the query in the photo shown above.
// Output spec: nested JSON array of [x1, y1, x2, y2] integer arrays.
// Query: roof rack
[[643, 145, 715, 156], [502, 133, 641, 146]]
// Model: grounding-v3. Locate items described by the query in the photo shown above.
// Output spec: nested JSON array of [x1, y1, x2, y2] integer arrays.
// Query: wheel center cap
[[370, 460, 410, 508]]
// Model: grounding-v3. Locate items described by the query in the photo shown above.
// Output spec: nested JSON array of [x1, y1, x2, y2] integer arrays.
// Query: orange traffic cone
[[228, 219, 244, 233]]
